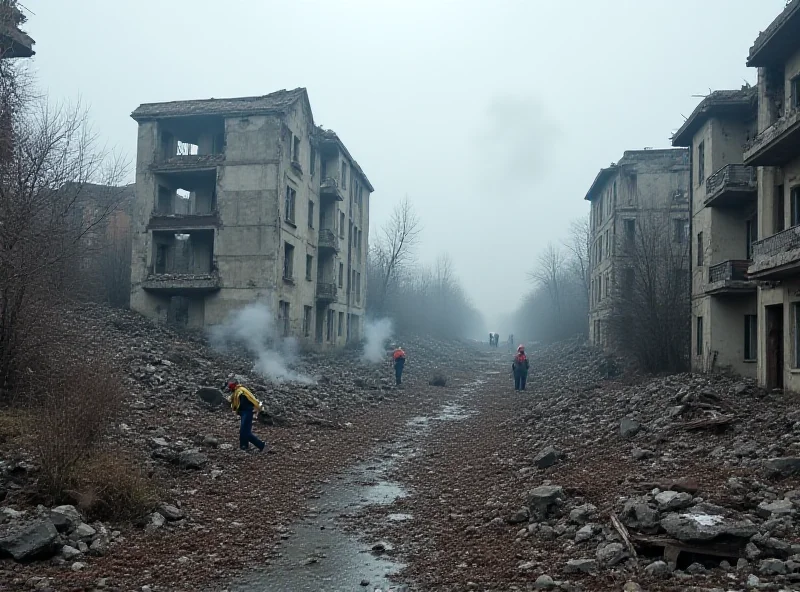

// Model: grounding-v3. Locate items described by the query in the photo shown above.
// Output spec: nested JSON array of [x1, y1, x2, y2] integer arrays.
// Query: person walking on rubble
[[508, 334, 514, 352], [392, 346, 406, 386], [489, 332, 494, 348], [512, 345, 530, 391], [225, 380, 268, 453]]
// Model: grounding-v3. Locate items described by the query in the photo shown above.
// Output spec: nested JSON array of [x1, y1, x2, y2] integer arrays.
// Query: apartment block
[[586, 149, 690, 346], [672, 88, 759, 376], [129, 88, 372, 346], [742, 0, 800, 389]]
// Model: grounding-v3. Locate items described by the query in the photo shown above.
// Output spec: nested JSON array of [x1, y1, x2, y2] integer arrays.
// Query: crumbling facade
[[586, 149, 690, 347], [672, 88, 759, 377], [129, 88, 372, 345], [742, 0, 800, 390]]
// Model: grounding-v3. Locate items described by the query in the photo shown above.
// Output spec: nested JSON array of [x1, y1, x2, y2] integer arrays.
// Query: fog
[[23, 0, 786, 329]]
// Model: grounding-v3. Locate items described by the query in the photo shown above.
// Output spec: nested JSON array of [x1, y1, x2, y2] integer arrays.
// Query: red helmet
[[225, 381, 238, 391]]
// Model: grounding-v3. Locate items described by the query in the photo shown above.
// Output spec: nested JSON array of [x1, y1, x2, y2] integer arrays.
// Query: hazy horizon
[[23, 0, 787, 330]]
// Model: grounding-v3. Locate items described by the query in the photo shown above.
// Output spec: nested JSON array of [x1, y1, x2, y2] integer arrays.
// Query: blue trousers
[[240, 406, 265, 451], [395, 360, 405, 385], [514, 372, 527, 391]]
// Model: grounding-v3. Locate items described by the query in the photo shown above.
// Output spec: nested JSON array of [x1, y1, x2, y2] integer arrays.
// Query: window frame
[[285, 186, 297, 224], [696, 316, 704, 357], [744, 314, 757, 362]]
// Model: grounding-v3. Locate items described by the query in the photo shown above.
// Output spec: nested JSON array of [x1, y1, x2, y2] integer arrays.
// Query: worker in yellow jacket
[[225, 381, 267, 452]]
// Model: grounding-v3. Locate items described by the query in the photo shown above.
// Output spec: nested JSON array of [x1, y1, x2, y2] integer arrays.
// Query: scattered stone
[[622, 583, 642, 592], [759, 558, 787, 575], [596, 542, 627, 567], [685, 562, 706, 574], [655, 490, 693, 511], [564, 558, 596, 573], [645, 560, 671, 578], [747, 574, 760, 588], [506, 508, 529, 524], [620, 417, 641, 439], [534, 575, 555, 589], [159, 504, 184, 521], [660, 508, 757, 542], [764, 457, 800, 477], [0, 520, 58, 561], [178, 450, 208, 470], [71, 561, 87, 571], [631, 447, 653, 460], [757, 499, 795, 518], [49, 506, 81, 533], [534, 446, 561, 469], [60, 545, 81, 560], [74, 523, 96, 539], [575, 524, 596, 543], [527, 485, 564, 520], [568, 503, 597, 525]]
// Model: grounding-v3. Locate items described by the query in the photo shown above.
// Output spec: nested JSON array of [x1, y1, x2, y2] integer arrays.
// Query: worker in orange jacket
[[392, 346, 406, 386]]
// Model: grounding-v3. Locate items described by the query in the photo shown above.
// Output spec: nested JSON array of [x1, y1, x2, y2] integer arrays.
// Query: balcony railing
[[752, 226, 800, 260], [148, 211, 220, 230], [704, 165, 757, 207], [744, 107, 800, 167], [142, 271, 221, 293], [318, 228, 339, 252], [708, 260, 750, 283], [151, 153, 224, 172], [316, 282, 337, 302], [320, 177, 344, 201]]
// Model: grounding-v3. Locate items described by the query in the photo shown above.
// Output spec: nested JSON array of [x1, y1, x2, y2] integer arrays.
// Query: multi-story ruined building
[[672, 88, 759, 376], [129, 88, 372, 345], [742, 0, 800, 390], [0, 0, 33, 59], [586, 149, 690, 346]]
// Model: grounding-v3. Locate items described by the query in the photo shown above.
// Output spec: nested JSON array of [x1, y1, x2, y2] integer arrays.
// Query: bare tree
[[563, 215, 591, 311], [369, 197, 422, 312], [530, 242, 566, 316], [0, 69, 127, 391], [607, 212, 690, 372]]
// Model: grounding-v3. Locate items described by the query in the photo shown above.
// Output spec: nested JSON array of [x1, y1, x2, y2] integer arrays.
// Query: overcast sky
[[23, 0, 786, 328]]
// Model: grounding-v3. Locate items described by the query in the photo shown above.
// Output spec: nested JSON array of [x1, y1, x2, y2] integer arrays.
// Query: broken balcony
[[148, 183, 219, 231], [151, 116, 226, 174], [318, 229, 340, 254], [705, 260, 755, 295], [703, 165, 757, 208], [749, 226, 800, 279], [743, 107, 800, 167], [316, 282, 337, 303], [320, 177, 344, 202], [144, 230, 220, 294]]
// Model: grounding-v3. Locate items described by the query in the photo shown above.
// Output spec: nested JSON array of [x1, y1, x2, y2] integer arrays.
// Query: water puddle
[[225, 381, 481, 592]]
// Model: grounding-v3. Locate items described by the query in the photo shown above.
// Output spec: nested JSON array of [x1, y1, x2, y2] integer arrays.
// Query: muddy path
[[223, 349, 504, 592]]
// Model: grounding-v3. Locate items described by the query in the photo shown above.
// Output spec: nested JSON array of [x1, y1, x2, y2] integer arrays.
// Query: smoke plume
[[362, 318, 393, 364], [208, 302, 314, 384]]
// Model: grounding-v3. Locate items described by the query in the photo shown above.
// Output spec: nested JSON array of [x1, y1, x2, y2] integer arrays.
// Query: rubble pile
[[359, 340, 800, 591]]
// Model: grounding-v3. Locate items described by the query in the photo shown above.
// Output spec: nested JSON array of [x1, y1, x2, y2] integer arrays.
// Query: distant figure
[[512, 345, 530, 391], [489, 333, 494, 347], [508, 334, 514, 351], [495, 333, 500, 348], [392, 346, 406, 386], [225, 381, 268, 453]]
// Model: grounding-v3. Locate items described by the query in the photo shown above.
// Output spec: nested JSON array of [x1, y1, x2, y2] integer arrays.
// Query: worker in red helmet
[[224, 380, 267, 452], [511, 345, 530, 391]]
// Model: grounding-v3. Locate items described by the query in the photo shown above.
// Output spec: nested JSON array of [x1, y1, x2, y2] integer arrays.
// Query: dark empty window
[[624, 219, 635, 246], [341, 161, 347, 189], [283, 242, 295, 280], [792, 75, 800, 110], [696, 316, 704, 357], [303, 306, 312, 337], [285, 186, 296, 224], [338, 312, 344, 337], [308, 200, 315, 228], [310, 146, 316, 176], [279, 301, 290, 337], [744, 315, 757, 362], [696, 232, 704, 266], [338, 263, 344, 288], [292, 135, 300, 162], [697, 141, 705, 186], [792, 187, 800, 227], [775, 184, 785, 233], [305, 254, 313, 281], [673, 219, 687, 243], [746, 218, 757, 260]]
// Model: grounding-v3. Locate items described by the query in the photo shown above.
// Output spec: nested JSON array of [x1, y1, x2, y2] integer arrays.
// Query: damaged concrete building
[[586, 149, 690, 347], [129, 88, 372, 345], [741, 0, 800, 390], [672, 88, 759, 377]]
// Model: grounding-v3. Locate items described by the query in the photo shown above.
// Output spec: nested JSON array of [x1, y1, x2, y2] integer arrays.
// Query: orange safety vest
[[393, 349, 406, 360]]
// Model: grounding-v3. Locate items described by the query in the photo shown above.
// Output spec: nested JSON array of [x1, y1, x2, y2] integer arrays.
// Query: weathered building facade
[[672, 88, 759, 377], [743, 0, 800, 390], [129, 88, 372, 345], [586, 149, 690, 346]]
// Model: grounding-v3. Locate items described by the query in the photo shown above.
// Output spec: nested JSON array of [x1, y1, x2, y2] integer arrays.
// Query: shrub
[[72, 451, 159, 521], [27, 357, 123, 498]]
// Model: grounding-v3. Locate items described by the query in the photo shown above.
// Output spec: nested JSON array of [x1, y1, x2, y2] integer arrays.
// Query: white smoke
[[208, 302, 315, 384], [362, 318, 393, 364]]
